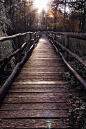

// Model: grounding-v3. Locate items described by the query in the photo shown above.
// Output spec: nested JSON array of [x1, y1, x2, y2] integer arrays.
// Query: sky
[[33, 0, 70, 14], [34, 0, 49, 13]]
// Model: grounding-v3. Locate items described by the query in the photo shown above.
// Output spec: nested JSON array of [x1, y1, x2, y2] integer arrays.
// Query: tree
[[69, 0, 86, 32], [39, 10, 48, 30], [48, 0, 68, 31], [3, 0, 38, 33], [48, 0, 60, 31]]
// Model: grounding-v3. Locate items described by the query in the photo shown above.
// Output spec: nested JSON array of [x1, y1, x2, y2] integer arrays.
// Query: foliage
[[0, 1, 16, 86], [1, 0, 86, 33], [39, 10, 48, 30], [69, 0, 86, 32], [0, 1, 14, 61], [3, 0, 38, 33], [62, 61, 86, 128], [60, 34, 86, 128], [46, 0, 86, 32], [68, 94, 86, 128], [47, 0, 64, 31], [66, 17, 80, 32]]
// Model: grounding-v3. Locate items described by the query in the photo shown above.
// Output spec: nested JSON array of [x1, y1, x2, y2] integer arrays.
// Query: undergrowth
[[62, 62, 86, 129], [68, 94, 86, 129], [58, 35, 86, 129]]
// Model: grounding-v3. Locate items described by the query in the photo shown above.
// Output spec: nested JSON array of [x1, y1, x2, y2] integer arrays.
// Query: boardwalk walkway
[[0, 36, 77, 128]]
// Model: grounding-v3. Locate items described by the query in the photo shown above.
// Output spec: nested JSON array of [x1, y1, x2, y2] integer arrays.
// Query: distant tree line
[[39, 0, 86, 32], [1, 0, 86, 33], [2, 0, 38, 34]]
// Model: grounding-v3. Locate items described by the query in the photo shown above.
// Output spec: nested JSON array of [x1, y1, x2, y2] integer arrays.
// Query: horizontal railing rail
[[53, 32, 86, 40], [0, 31, 40, 84], [0, 31, 40, 71], [47, 31, 86, 89], [0, 31, 41, 105], [0, 32, 32, 41]]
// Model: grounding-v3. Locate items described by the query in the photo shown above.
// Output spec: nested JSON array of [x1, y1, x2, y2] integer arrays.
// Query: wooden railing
[[0, 31, 40, 105], [47, 31, 86, 89], [0, 31, 40, 74]]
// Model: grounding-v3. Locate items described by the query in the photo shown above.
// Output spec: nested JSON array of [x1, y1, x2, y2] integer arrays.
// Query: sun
[[34, 0, 48, 12]]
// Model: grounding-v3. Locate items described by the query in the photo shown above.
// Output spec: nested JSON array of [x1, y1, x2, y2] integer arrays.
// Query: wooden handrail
[[0, 32, 32, 41], [0, 44, 36, 106], [0, 30, 40, 104], [52, 32, 86, 40], [0, 31, 40, 75], [0, 40, 30, 71], [48, 31, 86, 62], [47, 32, 86, 89], [52, 42, 86, 89], [48, 35, 86, 67]]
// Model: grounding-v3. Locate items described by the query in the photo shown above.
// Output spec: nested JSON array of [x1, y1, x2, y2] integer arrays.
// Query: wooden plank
[[15, 78, 62, 82], [10, 85, 76, 93], [16, 75, 62, 79], [21, 68, 67, 71], [3, 97, 67, 104], [13, 81, 68, 85], [29, 58, 60, 59], [24, 64, 64, 67], [20, 69, 67, 73], [5, 92, 68, 98], [0, 119, 71, 129], [18, 72, 65, 74], [0, 109, 68, 118], [0, 103, 70, 110], [12, 84, 69, 88], [22, 66, 66, 69], [9, 87, 67, 93]]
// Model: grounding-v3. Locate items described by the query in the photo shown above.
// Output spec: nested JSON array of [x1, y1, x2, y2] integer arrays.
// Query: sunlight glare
[[34, 0, 48, 12], [39, 39, 46, 42], [46, 119, 52, 129]]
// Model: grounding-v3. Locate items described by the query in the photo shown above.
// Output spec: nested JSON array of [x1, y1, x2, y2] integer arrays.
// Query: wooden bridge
[[0, 32, 86, 128]]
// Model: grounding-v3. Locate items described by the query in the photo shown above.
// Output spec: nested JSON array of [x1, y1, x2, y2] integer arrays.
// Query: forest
[[0, 0, 86, 35], [0, 0, 86, 83], [0, 1, 86, 128]]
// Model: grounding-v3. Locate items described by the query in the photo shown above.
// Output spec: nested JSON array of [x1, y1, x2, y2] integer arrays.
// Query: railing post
[[65, 36, 69, 61], [52, 31, 53, 38], [54, 33, 56, 40], [30, 32, 32, 47], [40, 31, 41, 37], [16, 36, 21, 62], [35, 32, 36, 39], [34, 32, 36, 44], [47, 31, 49, 36], [30, 32, 32, 40]]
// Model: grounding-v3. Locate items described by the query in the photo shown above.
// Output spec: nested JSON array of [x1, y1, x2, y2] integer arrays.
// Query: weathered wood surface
[[48, 35, 86, 67], [0, 32, 32, 41], [0, 36, 80, 128], [52, 32, 86, 40], [48, 35, 86, 89]]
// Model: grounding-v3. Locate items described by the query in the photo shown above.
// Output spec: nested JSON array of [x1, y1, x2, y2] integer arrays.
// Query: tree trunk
[[54, 14, 57, 32], [82, 15, 85, 32]]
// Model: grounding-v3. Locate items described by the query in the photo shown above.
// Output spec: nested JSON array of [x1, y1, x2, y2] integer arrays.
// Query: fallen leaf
[[72, 104, 77, 108]]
